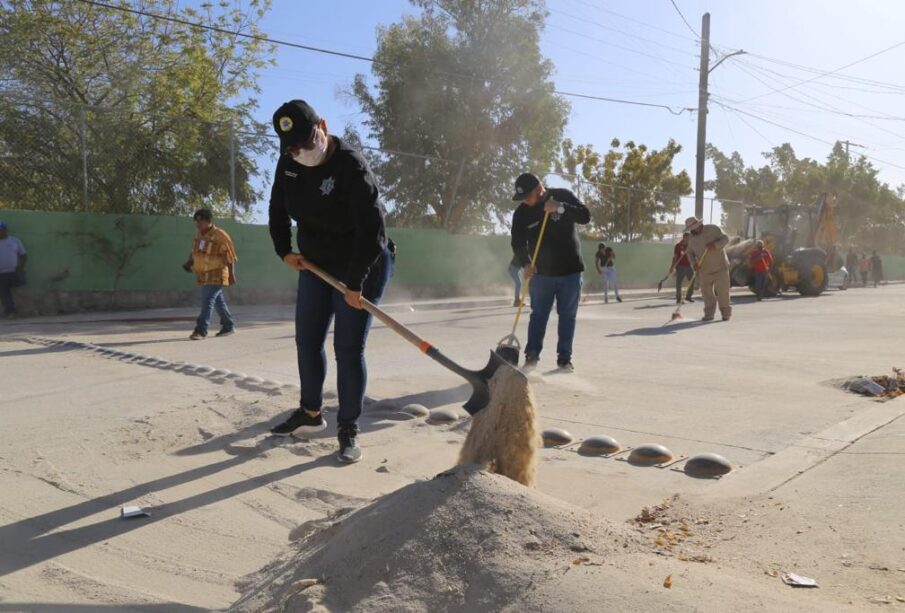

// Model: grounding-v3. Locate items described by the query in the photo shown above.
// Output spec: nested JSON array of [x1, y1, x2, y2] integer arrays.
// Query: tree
[[0, 0, 273, 217], [558, 137, 691, 241], [707, 142, 905, 252], [350, 0, 568, 234]]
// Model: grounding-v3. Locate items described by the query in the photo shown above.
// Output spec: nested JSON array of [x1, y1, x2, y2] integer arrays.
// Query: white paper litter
[[120, 506, 150, 519]]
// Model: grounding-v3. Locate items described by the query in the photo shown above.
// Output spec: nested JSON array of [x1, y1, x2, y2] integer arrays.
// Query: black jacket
[[511, 187, 590, 276], [268, 137, 387, 291]]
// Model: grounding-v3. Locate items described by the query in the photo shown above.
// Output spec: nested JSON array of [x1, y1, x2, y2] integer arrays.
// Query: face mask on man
[[291, 127, 328, 167]]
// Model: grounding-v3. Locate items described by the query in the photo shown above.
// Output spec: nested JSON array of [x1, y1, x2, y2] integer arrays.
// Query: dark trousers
[[0, 271, 22, 314], [295, 250, 392, 431], [754, 270, 768, 299], [675, 266, 694, 302]]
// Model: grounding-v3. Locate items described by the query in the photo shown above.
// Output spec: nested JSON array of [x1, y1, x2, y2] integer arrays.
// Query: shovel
[[496, 211, 551, 365], [301, 260, 515, 415]]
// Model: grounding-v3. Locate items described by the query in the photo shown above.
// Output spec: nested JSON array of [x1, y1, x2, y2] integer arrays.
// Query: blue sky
[[245, 0, 905, 226]]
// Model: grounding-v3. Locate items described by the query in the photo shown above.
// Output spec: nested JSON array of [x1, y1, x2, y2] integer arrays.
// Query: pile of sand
[[231, 469, 854, 612], [230, 466, 645, 612]]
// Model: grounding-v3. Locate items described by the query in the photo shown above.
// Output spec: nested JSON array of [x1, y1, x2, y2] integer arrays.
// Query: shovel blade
[[461, 351, 523, 415]]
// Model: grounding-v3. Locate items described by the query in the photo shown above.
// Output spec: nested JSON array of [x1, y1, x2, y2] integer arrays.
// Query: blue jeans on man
[[295, 249, 393, 431], [195, 284, 234, 335], [507, 263, 522, 304], [525, 272, 582, 364]]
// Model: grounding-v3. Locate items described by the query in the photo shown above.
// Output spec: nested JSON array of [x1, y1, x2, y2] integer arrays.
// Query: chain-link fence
[[0, 92, 278, 219]]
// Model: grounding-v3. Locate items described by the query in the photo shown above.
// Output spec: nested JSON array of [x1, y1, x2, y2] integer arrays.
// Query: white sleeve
[[16, 238, 26, 254]]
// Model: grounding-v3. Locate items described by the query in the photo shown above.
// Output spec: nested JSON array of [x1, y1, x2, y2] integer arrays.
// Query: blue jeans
[[507, 264, 522, 302], [526, 272, 582, 363], [602, 267, 620, 301], [295, 250, 393, 430], [195, 285, 234, 335]]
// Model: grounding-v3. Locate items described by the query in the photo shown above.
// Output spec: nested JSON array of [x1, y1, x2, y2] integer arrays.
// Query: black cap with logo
[[272, 100, 320, 153], [512, 172, 541, 201]]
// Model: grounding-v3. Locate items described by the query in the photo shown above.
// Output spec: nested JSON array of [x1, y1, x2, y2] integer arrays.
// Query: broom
[[496, 211, 551, 365]]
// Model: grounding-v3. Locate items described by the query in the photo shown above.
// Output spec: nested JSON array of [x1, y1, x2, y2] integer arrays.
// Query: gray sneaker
[[337, 428, 362, 464]]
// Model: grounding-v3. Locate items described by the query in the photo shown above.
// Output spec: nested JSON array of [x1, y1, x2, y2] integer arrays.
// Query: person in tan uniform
[[182, 208, 237, 339], [684, 216, 731, 321]]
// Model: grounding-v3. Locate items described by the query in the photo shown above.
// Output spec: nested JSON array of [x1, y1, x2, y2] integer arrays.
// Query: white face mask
[[291, 127, 328, 167]]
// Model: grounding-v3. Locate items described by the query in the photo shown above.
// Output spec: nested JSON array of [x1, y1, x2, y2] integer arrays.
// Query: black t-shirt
[[510, 187, 590, 277], [595, 248, 614, 268], [268, 137, 387, 291]]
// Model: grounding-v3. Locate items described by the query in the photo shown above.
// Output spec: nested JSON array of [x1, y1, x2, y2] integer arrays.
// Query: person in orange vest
[[747, 240, 774, 301]]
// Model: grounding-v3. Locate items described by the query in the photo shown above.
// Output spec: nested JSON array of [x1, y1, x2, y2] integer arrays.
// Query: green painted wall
[[1, 210, 902, 297]]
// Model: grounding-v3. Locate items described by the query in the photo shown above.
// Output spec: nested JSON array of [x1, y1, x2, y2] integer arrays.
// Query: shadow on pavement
[[607, 320, 712, 337], [370, 383, 472, 410], [0, 454, 336, 579]]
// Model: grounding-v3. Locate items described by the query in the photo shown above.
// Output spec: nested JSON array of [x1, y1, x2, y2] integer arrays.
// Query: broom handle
[[510, 211, 551, 336]]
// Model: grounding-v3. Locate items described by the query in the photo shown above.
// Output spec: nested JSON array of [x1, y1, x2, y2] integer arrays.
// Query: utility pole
[[694, 13, 744, 220], [842, 140, 865, 160], [694, 13, 710, 220]]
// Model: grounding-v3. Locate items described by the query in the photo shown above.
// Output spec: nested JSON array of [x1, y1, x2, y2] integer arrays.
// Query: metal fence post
[[80, 105, 88, 212], [228, 121, 237, 220]]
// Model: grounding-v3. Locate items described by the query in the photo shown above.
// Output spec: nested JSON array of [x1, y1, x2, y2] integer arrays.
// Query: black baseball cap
[[512, 173, 541, 201], [272, 100, 320, 152]]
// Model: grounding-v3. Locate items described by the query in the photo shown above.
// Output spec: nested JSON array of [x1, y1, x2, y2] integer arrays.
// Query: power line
[[667, 0, 699, 39], [738, 53, 905, 95], [713, 100, 905, 172], [742, 51, 905, 93], [550, 89, 692, 114], [724, 59, 905, 142], [562, 0, 698, 43], [548, 6, 699, 59], [738, 38, 905, 103], [74, 0, 694, 115], [545, 23, 697, 70]]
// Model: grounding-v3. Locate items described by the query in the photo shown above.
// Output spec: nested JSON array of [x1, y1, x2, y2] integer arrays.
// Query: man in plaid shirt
[[183, 209, 237, 340]]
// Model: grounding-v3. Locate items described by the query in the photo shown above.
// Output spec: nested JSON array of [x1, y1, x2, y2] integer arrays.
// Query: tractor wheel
[[797, 262, 828, 296]]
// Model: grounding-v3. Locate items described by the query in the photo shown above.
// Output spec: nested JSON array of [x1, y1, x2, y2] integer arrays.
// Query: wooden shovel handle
[[301, 259, 432, 354]]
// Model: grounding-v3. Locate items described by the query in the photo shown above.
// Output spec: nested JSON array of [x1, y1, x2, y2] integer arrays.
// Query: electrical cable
[[74, 0, 695, 114]]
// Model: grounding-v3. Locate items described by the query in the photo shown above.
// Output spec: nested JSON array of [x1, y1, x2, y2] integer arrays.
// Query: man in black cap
[[510, 173, 590, 371], [267, 99, 393, 464]]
